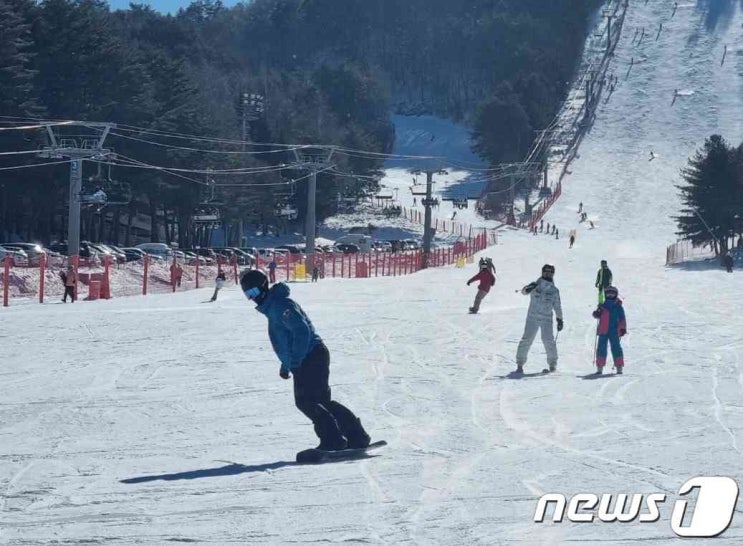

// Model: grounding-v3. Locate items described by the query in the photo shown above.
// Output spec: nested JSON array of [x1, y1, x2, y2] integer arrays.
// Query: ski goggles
[[244, 286, 262, 300]]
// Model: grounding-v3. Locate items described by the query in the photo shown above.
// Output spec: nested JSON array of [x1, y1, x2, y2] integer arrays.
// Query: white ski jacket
[[521, 278, 563, 322]]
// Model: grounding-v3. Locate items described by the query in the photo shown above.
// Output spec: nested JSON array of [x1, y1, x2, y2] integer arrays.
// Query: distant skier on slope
[[595, 260, 613, 303], [467, 257, 495, 314], [515, 264, 563, 373], [724, 250, 734, 273], [240, 270, 371, 452], [210, 271, 227, 302], [569, 229, 576, 248], [592, 286, 627, 375]]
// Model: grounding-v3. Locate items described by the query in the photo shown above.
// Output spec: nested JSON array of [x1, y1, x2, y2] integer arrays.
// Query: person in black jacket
[[595, 260, 613, 303]]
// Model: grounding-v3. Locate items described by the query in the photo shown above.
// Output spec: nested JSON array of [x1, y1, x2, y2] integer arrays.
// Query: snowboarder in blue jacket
[[240, 269, 370, 451]]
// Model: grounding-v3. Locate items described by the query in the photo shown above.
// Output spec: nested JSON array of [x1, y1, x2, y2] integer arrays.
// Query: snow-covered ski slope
[[2, 2, 743, 544]]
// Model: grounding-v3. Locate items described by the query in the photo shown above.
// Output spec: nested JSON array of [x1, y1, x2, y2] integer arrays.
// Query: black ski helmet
[[542, 263, 555, 276], [604, 286, 618, 299], [600, 259, 607, 266], [240, 269, 269, 301]]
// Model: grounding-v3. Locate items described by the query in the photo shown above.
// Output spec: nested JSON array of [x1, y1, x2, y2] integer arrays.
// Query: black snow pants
[[63, 286, 75, 302], [293, 343, 368, 449]]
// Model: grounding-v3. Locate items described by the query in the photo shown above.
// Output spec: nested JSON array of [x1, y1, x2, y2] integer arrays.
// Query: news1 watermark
[[534, 476, 739, 538]]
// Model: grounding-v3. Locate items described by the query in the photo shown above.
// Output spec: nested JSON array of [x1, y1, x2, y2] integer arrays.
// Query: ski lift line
[[333, 148, 529, 172], [0, 114, 304, 150], [90, 156, 206, 186], [0, 149, 48, 156], [105, 152, 295, 175], [95, 121, 468, 164], [0, 114, 553, 170], [0, 159, 72, 171], [103, 158, 292, 177], [216, 165, 336, 187], [0, 121, 76, 132], [111, 123, 305, 148], [103, 130, 302, 156]]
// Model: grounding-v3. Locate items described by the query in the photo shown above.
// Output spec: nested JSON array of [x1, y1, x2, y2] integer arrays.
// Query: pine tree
[[0, 0, 40, 117], [675, 135, 742, 254]]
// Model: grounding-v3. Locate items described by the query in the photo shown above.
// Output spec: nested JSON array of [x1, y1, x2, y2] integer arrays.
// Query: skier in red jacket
[[467, 257, 496, 314]]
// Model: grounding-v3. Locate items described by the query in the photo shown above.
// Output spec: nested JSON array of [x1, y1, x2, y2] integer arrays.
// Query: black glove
[[523, 282, 537, 294], [280, 370, 290, 380], [467, 281, 471, 286], [556, 318, 564, 332]]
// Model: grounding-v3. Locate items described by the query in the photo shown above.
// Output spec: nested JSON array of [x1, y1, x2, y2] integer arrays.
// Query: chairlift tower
[[412, 168, 447, 269], [38, 122, 115, 258], [292, 147, 334, 270]]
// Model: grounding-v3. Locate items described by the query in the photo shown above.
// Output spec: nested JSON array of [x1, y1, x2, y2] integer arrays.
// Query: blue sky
[[107, 0, 242, 14]]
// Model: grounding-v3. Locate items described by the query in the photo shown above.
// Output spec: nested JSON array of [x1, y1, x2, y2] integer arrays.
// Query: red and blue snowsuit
[[592, 298, 626, 369]]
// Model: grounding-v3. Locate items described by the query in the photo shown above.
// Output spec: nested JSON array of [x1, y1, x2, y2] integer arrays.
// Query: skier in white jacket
[[515, 264, 563, 373]]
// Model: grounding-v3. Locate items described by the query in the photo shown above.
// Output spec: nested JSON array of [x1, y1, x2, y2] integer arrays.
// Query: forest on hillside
[[0, 0, 600, 245]]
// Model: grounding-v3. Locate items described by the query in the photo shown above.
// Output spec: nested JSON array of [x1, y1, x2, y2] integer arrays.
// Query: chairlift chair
[[80, 162, 131, 207]]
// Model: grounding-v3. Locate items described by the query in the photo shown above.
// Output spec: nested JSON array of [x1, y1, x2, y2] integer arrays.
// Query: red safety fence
[[528, 182, 563, 232], [1, 234, 490, 306], [255, 233, 488, 283]]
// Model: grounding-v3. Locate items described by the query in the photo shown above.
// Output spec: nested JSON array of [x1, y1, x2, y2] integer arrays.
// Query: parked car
[[122, 247, 146, 262], [276, 244, 302, 255], [135, 243, 172, 262], [1, 243, 47, 265], [402, 239, 421, 251], [182, 251, 207, 265], [226, 247, 255, 266], [256, 248, 274, 258], [191, 248, 217, 264], [48, 241, 100, 259], [335, 234, 373, 252], [0, 246, 29, 266], [93, 243, 126, 264], [334, 243, 360, 254], [85, 242, 117, 263], [373, 241, 392, 252], [103, 244, 128, 264], [240, 247, 259, 258]]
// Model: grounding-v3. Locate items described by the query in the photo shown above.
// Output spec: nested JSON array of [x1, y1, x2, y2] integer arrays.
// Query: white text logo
[[534, 476, 738, 538]]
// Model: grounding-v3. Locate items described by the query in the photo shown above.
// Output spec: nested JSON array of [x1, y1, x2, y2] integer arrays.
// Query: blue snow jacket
[[255, 282, 322, 374]]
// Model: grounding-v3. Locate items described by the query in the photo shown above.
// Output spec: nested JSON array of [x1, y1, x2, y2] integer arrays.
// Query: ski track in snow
[[3, 1, 743, 544]]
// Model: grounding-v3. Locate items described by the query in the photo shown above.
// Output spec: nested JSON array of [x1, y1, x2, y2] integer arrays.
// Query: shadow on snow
[[120, 460, 299, 484]]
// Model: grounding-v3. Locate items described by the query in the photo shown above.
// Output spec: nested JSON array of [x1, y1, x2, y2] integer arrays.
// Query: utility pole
[[240, 92, 264, 150], [412, 168, 447, 269], [39, 122, 114, 258], [293, 147, 334, 272], [239, 92, 265, 244]]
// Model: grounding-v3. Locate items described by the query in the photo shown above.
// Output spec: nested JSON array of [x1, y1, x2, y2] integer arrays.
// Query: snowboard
[[296, 440, 387, 464]]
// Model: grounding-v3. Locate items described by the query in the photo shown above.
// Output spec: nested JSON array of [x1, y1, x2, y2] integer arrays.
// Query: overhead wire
[[0, 160, 71, 171]]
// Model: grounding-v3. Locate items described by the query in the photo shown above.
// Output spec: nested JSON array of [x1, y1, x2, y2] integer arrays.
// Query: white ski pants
[[516, 318, 557, 368]]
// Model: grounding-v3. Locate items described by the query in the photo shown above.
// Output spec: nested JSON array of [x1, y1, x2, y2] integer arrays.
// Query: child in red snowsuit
[[592, 286, 627, 374], [467, 258, 495, 314]]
